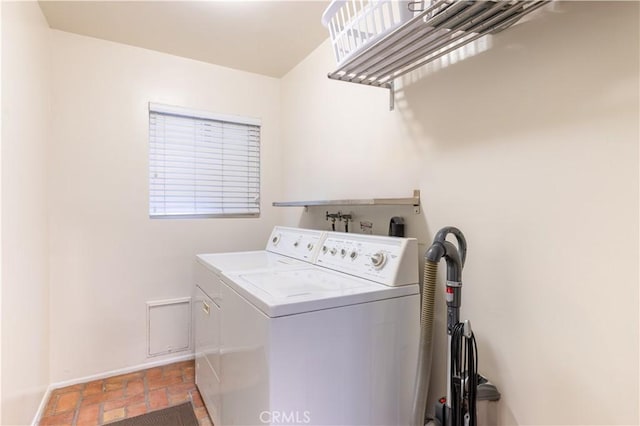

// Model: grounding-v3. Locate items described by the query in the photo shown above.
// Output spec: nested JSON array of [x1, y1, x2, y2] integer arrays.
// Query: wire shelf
[[326, 0, 551, 109]]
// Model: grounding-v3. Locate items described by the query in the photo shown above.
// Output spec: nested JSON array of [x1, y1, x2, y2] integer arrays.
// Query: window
[[148, 103, 260, 218]]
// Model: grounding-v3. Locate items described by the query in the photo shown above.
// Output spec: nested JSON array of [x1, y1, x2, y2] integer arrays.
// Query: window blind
[[149, 103, 261, 218]]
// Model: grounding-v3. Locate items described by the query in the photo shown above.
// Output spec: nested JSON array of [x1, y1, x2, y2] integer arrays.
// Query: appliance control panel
[[266, 227, 326, 263], [315, 233, 418, 286]]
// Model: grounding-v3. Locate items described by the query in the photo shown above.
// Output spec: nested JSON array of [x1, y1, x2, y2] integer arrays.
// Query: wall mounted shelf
[[273, 190, 421, 213], [327, 0, 551, 110]]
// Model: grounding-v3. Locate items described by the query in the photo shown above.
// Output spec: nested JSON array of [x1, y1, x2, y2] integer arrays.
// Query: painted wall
[[281, 2, 639, 425], [49, 30, 283, 383], [0, 2, 3, 421], [1, 2, 51, 424]]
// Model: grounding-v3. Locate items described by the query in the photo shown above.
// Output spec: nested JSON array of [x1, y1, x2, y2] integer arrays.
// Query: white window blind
[[149, 103, 260, 218]]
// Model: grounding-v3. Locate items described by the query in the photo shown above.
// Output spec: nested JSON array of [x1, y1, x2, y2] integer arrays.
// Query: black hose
[[450, 323, 464, 426], [468, 335, 479, 426]]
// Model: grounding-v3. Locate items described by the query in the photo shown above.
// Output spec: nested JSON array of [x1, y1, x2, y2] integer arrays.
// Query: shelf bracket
[[412, 189, 420, 214], [388, 81, 395, 111]]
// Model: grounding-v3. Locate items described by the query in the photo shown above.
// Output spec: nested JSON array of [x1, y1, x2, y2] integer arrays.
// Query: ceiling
[[38, 0, 331, 78]]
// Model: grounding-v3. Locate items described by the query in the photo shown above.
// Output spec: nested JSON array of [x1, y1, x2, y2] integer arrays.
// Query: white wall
[[1, 2, 51, 424], [0, 2, 4, 421], [0, 1, 4, 422], [281, 2, 639, 425], [49, 30, 283, 383]]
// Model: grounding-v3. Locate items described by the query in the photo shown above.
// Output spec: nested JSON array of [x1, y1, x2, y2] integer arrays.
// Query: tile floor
[[38, 360, 212, 426]]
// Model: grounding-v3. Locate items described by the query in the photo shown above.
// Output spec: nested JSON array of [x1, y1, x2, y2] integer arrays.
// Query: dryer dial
[[370, 252, 386, 269]]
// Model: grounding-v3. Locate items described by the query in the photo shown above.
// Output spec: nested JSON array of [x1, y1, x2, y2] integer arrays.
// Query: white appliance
[[196, 226, 325, 277], [196, 228, 420, 426], [194, 227, 326, 426]]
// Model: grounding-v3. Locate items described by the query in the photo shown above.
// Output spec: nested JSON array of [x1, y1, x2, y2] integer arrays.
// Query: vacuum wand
[[425, 227, 466, 336], [419, 227, 479, 426]]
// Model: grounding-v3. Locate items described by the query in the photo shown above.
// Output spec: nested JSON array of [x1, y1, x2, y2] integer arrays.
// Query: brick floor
[[38, 360, 211, 426]]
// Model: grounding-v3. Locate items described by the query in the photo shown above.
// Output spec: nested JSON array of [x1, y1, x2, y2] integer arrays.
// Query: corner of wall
[[1, 1, 52, 424]]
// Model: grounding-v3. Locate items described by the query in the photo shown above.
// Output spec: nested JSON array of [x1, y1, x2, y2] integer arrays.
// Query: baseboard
[[31, 385, 54, 426], [31, 352, 195, 426]]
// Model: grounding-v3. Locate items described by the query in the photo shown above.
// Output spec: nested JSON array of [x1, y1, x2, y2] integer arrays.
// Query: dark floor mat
[[106, 402, 199, 426]]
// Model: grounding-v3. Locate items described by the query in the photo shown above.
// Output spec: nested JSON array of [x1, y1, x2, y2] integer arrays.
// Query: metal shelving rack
[[327, 0, 551, 110], [273, 189, 421, 213]]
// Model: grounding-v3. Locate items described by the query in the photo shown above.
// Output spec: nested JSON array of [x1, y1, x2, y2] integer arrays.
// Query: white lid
[[223, 267, 419, 318], [196, 251, 306, 274]]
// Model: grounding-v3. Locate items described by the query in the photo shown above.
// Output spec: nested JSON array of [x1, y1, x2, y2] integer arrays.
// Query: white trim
[[31, 353, 195, 426], [51, 352, 194, 388], [31, 385, 53, 426], [146, 296, 192, 308], [148, 102, 261, 126]]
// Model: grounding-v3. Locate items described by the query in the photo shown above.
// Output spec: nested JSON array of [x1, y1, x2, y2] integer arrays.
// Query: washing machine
[[194, 226, 326, 426], [210, 231, 420, 426]]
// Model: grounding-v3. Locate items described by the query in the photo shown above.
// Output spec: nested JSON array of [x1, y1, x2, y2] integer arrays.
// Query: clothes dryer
[[194, 226, 326, 426]]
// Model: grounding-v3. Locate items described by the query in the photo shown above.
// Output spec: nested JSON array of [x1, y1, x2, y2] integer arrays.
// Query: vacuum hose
[[411, 260, 438, 426]]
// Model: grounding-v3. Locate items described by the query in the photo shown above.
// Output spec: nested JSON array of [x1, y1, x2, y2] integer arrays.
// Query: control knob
[[370, 252, 386, 269], [272, 234, 281, 245], [307, 243, 314, 251], [330, 248, 338, 256]]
